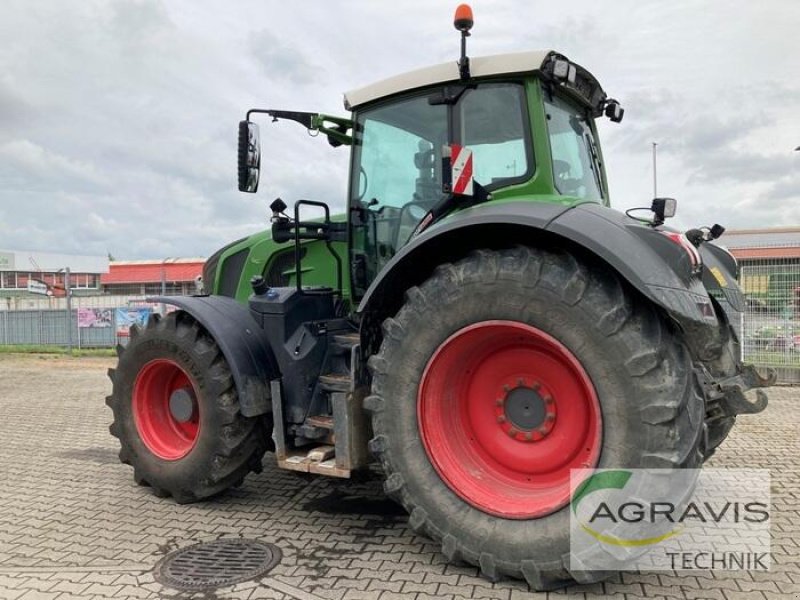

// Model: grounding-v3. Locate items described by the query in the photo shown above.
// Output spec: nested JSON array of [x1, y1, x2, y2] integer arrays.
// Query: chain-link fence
[[739, 260, 800, 383]]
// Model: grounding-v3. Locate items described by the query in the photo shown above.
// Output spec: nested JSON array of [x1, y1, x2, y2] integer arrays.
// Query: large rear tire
[[107, 310, 271, 503], [366, 247, 705, 589]]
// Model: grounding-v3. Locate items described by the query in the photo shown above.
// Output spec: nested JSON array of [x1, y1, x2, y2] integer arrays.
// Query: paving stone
[[47, 580, 92, 595], [366, 579, 404, 593], [0, 356, 798, 600], [402, 580, 440, 595], [720, 591, 766, 600], [472, 586, 512, 600]]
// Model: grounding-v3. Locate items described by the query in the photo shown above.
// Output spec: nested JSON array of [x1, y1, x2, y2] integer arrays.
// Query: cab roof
[[344, 50, 555, 110]]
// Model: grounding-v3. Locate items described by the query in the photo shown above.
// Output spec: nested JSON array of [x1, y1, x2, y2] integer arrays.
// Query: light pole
[[652, 142, 658, 198], [160, 257, 170, 316], [58, 267, 73, 352]]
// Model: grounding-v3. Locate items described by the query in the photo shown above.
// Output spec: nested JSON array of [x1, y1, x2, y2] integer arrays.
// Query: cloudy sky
[[1, 0, 798, 259]]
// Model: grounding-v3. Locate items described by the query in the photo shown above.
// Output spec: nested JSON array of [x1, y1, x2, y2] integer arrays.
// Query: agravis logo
[[571, 470, 682, 547], [569, 468, 771, 571], [571, 470, 769, 546]]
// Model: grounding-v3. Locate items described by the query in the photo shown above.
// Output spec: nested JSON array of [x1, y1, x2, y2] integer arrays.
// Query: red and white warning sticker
[[449, 144, 473, 196]]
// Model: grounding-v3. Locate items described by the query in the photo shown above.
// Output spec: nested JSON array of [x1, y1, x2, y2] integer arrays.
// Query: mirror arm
[[247, 108, 316, 129], [312, 114, 353, 147], [247, 109, 353, 146]]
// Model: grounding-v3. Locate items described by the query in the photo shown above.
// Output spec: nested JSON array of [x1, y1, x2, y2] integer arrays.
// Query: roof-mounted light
[[454, 4, 474, 32], [604, 98, 625, 123], [552, 58, 577, 84], [453, 4, 474, 81]]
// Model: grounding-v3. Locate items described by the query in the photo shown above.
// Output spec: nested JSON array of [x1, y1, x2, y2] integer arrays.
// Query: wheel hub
[[497, 379, 556, 442], [169, 388, 196, 423]]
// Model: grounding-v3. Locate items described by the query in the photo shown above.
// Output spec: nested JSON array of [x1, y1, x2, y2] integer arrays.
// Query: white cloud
[[0, 0, 797, 259]]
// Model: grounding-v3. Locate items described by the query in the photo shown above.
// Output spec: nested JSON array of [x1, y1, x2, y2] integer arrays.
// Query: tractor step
[[333, 332, 360, 348], [277, 444, 350, 478], [329, 332, 360, 357], [271, 378, 370, 479], [305, 415, 334, 430], [319, 373, 350, 393]]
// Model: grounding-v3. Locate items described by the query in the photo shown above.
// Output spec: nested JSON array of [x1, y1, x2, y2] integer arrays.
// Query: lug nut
[[497, 415, 506, 423]]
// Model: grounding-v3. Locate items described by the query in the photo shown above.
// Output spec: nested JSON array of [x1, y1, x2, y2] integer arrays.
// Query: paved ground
[[0, 353, 797, 600]]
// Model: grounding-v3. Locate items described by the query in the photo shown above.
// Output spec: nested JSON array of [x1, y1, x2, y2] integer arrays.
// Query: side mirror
[[238, 120, 261, 193]]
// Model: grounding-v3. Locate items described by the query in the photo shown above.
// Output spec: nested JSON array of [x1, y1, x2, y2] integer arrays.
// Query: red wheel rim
[[133, 359, 200, 461], [417, 320, 602, 519]]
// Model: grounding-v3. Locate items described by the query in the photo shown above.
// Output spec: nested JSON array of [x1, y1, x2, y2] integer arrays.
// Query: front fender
[[150, 295, 276, 418]]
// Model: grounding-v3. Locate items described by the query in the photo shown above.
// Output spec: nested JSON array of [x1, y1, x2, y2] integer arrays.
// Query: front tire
[[366, 247, 705, 589], [107, 311, 270, 503]]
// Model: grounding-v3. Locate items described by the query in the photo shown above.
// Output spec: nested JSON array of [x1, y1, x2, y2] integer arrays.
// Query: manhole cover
[[154, 539, 281, 591]]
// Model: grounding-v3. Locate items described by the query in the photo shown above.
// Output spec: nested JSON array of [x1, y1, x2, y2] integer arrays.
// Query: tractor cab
[[343, 50, 618, 296], [238, 41, 623, 301]]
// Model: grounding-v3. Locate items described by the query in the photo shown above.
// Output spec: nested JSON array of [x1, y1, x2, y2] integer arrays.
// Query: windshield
[[543, 91, 605, 202], [349, 83, 531, 295]]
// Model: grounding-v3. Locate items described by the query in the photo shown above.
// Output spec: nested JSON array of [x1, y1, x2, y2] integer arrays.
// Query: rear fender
[[150, 295, 276, 417], [357, 201, 721, 356]]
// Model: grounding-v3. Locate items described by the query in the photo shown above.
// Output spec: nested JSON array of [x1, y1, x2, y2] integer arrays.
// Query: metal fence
[[0, 308, 115, 348], [0, 293, 176, 349], [739, 260, 800, 384]]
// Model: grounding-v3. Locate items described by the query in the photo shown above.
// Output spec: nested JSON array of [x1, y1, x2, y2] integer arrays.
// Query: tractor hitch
[[702, 364, 775, 418]]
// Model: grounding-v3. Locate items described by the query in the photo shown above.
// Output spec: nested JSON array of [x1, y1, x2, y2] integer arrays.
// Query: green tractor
[[108, 6, 773, 588]]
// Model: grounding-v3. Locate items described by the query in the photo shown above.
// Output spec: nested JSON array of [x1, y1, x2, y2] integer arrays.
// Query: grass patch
[[0, 344, 116, 357]]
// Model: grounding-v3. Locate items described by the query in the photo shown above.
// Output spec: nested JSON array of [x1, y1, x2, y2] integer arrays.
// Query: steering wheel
[[553, 159, 583, 196], [395, 201, 431, 248], [355, 166, 368, 201]]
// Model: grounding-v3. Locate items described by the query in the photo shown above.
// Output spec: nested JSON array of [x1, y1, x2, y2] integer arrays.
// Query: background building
[[100, 258, 204, 297], [0, 249, 108, 307], [0, 251, 205, 349]]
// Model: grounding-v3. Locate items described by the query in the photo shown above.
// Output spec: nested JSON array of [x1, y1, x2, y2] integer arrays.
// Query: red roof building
[[720, 228, 800, 262], [101, 259, 205, 296]]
